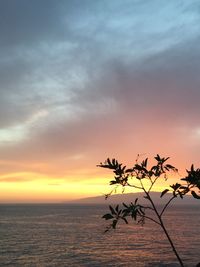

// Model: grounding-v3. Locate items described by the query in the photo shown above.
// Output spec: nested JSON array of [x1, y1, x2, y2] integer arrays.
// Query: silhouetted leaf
[[107, 158, 111, 166], [144, 158, 148, 167], [155, 154, 161, 161], [125, 168, 134, 173], [163, 157, 170, 162], [102, 214, 114, 220], [139, 207, 145, 215], [170, 183, 181, 191], [109, 180, 117, 185], [160, 189, 169, 198], [165, 164, 176, 170], [178, 191, 183, 199], [179, 186, 188, 189], [121, 217, 128, 224], [132, 212, 137, 221], [191, 191, 200, 199], [122, 202, 128, 208], [115, 205, 119, 212], [109, 205, 116, 215], [112, 219, 117, 229], [191, 164, 194, 172]]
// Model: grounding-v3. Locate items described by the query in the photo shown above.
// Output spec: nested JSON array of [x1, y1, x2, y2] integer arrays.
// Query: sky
[[0, 0, 200, 203]]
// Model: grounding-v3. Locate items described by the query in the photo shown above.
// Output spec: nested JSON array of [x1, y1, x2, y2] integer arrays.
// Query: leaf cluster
[[99, 155, 200, 233], [102, 199, 146, 232], [98, 155, 177, 189], [98, 158, 128, 186], [160, 164, 200, 200], [99, 154, 200, 267], [181, 165, 200, 199]]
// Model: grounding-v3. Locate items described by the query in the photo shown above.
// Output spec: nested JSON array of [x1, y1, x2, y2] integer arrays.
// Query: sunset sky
[[0, 0, 200, 202]]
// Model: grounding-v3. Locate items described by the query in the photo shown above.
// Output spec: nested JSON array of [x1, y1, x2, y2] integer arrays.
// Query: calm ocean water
[[0, 204, 199, 267]]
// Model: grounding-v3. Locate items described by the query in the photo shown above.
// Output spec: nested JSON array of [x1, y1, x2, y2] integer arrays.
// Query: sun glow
[[0, 171, 114, 203], [0, 168, 178, 203]]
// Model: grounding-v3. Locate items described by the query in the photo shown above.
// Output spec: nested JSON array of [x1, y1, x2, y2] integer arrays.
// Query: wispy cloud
[[0, 0, 200, 193]]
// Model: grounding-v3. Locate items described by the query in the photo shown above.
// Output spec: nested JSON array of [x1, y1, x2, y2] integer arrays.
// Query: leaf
[[122, 202, 128, 208], [112, 219, 118, 229], [121, 165, 126, 172], [191, 191, 200, 199], [155, 154, 161, 161], [170, 183, 181, 191], [191, 164, 194, 172], [179, 186, 188, 190], [107, 158, 111, 166], [160, 189, 169, 198], [125, 168, 133, 173], [181, 177, 187, 181], [178, 191, 183, 199], [109, 180, 117, 185], [102, 214, 114, 220], [151, 165, 157, 171], [109, 205, 116, 215], [165, 164, 175, 169], [163, 157, 170, 162], [112, 158, 115, 165], [131, 210, 137, 221], [139, 207, 145, 215], [144, 158, 148, 167], [133, 213, 137, 221], [115, 205, 119, 212], [121, 217, 128, 224]]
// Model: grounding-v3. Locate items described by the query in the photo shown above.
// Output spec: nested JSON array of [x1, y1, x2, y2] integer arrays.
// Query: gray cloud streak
[[0, 0, 200, 178]]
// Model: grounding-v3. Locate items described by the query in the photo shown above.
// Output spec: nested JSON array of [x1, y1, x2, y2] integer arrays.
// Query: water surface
[[0, 204, 199, 267]]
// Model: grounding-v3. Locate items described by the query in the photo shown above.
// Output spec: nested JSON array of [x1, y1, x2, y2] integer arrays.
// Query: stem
[[141, 215, 161, 226], [131, 177, 184, 266], [148, 177, 158, 193], [158, 218, 184, 267], [160, 195, 177, 217], [145, 190, 184, 267], [126, 182, 143, 190], [141, 205, 154, 211]]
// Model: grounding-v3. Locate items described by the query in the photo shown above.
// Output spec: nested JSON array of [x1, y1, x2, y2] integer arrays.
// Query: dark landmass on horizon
[[68, 192, 200, 206]]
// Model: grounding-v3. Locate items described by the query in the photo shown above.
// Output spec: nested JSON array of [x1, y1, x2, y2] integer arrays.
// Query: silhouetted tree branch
[[98, 154, 200, 267]]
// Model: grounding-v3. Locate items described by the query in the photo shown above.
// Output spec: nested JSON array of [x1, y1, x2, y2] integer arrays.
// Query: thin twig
[[148, 177, 159, 193], [160, 195, 177, 217], [141, 215, 161, 226], [126, 182, 143, 190]]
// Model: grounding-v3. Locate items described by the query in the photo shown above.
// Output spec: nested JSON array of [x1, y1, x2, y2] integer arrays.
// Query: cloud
[[0, 176, 33, 183], [0, 0, 200, 182], [1, 36, 200, 163], [0, 0, 67, 48], [0, 0, 199, 129]]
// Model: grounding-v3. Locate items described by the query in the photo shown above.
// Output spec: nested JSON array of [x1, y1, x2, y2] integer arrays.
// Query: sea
[[0, 204, 199, 267]]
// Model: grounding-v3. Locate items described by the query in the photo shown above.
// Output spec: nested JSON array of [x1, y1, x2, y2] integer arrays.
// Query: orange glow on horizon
[[0, 166, 183, 203]]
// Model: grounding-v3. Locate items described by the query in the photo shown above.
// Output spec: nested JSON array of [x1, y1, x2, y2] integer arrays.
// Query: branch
[[139, 179, 145, 191], [160, 195, 177, 217], [126, 182, 143, 190], [141, 215, 161, 226], [148, 176, 159, 193], [141, 205, 154, 211]]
